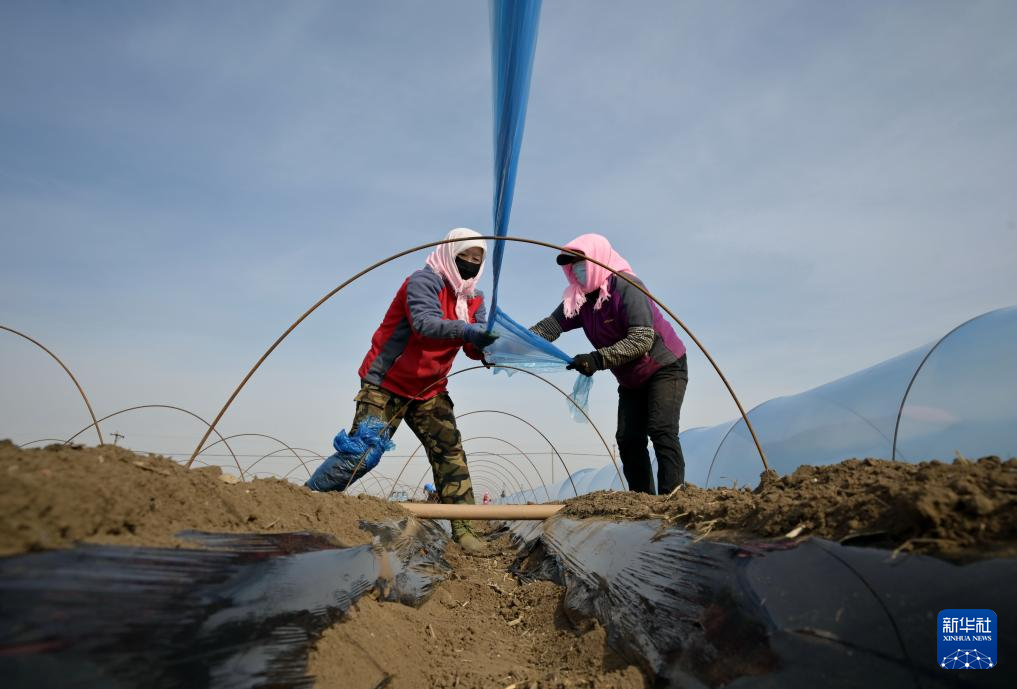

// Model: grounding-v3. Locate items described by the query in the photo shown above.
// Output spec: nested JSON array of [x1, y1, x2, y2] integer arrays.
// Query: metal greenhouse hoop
[[379, 365, 593, 498], [387, 430, 551, 501], [457, 408, 576, 488], [467, 454, 537, 495], [393, 438, 540, 502], [412, 456, 531, 497], [193, 432, 309, 479], [62, 404, 244, 479], [185, 236, 767, 484], [2, 325, 104, 446], [891, 307, 1011, 461], [17, 438, 68, 448]]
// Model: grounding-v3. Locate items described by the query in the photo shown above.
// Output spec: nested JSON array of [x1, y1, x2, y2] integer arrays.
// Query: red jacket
[[358, 267, 486, 400]]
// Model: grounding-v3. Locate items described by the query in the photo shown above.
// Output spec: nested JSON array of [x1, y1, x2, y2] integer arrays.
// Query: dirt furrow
[[309, 529, 647, 689]]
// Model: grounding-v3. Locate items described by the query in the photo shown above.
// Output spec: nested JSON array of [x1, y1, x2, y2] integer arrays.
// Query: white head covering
[[424, 228, 487, 321]]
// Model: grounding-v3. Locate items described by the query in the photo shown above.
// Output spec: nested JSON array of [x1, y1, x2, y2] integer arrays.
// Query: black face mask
[[455, 256, 481, 280]]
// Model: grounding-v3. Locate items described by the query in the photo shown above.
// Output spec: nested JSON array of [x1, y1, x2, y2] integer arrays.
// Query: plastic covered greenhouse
[[502, 305, 1017, 501]]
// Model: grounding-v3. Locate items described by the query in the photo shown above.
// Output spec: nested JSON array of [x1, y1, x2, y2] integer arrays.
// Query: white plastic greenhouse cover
[[586, 463, 622, 493], [501, 306, 1017, 503], [557, 469, 593, 500]]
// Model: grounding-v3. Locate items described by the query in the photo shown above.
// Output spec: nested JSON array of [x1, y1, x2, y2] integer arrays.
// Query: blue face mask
[[572, 261, 587, 285]]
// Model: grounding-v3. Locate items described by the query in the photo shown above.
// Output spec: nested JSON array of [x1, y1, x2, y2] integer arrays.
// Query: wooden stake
[[398, 503, 563, 520]]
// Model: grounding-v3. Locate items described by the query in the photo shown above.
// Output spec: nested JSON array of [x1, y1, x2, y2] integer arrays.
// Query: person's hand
[[566, 352, 602, 377], [464, 324, 498, 350]]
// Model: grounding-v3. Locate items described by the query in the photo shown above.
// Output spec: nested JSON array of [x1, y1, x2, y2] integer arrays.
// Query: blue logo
[[938, 609, 996, 669]]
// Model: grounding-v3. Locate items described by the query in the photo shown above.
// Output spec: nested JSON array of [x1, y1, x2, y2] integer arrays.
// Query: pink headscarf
[[561, 233, 634, 318], [425, 227, 488, 321]]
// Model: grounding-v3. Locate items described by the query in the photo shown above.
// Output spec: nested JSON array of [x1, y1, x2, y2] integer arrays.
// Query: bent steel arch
[[465, 451, 538, 495], [348, 471, 391, 498], [185, 235, 766, 474], [461, 474, 498, 497], [447, 467, 512, 497], [282, 464, 312, 482], [379, 471, 432, 496], [370, 472, 402, 491], [699, 418, 741, 488], [2, 325, 104, 445], [454, 472, 506, 497], [245, 447, 321, 477], [706, 374, 915, 487], [386, 425, 552, 501], [250, 471, 286, 480], [282, 462, 309, 481], [193, 433, 309, 479], [457, 408, 575, 491], [384, 444, 429, 498], [62, 404, 244, 479], [360, 471, 399, 497], [469, 457, 531, 495], [891, 307, 1011, 461], [414, 460, 527, 499], [441, 455, 531, 496], [17, 438, 68, 448], [461, 435, 551, 501], [388, 432, 543, 501], [454, 452, 534, 496], [378, 365, 606, 497]]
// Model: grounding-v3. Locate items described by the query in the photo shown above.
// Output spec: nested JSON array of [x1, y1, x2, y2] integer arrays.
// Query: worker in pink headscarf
[[530, 234, 688, 494]]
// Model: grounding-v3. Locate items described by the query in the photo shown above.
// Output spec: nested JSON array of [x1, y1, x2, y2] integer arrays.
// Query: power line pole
[[110, 431, 124, 446]]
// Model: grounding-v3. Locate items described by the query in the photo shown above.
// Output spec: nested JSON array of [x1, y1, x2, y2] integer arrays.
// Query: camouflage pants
[[352, 382, 475, 505]]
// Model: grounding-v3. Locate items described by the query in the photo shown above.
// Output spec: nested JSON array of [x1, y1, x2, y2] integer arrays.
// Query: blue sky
[[2, 1, 1015, 492]]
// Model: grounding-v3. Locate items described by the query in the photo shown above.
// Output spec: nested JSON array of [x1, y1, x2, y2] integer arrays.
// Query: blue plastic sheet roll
[[487, 0, 542, 322]]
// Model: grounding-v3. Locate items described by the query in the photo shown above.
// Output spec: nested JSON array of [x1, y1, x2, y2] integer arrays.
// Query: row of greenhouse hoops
[[2, 234, 772, 501]]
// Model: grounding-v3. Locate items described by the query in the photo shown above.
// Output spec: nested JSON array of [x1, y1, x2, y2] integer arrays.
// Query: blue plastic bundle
[[484, 306, 593, 422], [485, 306, 569, 372], [305, 416, 395, 492]]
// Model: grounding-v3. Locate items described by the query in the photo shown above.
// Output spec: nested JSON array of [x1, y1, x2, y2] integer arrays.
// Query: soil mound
[[0, 441, 647, 688], [562, 456, 1017, 560], [0, 440, 406, 555]]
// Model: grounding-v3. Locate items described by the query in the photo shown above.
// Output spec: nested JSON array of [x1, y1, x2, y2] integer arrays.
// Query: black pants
[[616, 357, 688, 494]]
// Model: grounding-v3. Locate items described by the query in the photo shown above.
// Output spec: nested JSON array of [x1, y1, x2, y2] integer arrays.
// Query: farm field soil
[[6, 442, 1014, 685], [0, 440, 405, 554], [0, 441, 647, 688], [563, 456, 1017, 560]]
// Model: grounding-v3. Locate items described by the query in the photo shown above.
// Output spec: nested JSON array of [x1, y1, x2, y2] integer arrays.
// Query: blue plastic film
[[481, 306, 593, 422], [569, 374, 593, 423], [487, 0, 542, 324], [484, 306, 571, 372]]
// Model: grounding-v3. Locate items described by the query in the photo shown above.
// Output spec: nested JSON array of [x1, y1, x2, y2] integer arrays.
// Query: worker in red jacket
[[307, 228, 496, 555]]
